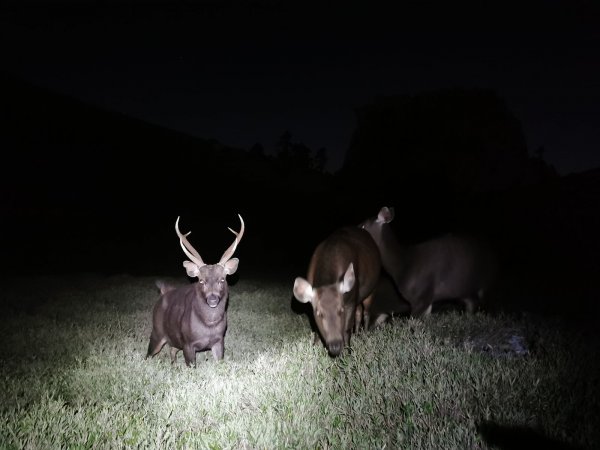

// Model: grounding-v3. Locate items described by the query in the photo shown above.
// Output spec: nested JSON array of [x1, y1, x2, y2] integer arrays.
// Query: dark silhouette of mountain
[[342, 89, 557, 193]]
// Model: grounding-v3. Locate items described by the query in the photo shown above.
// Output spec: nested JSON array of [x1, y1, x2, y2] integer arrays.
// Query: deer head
[[175, 214, 244, 281]]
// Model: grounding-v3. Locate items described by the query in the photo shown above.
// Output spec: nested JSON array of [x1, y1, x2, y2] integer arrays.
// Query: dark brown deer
[[146, 214, 244, 366], [293, 226, 381, 357], [360, 206, 498, 317]]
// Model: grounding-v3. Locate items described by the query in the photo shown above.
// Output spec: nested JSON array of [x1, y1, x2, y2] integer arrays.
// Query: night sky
[[2, 0, 599, 175]]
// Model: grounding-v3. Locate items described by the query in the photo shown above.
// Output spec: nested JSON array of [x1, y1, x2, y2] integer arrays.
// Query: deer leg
[[410, 283, 434, 318], [373, 313, 390, 328], [169, 347, 179, 364], [361, 293, 375, 331], [461, 297, 475, 313], [411, 298, 433, 318], [146, 333, 166, 359], [183, 345, 197, 367], [312, 331, 321, 346], [354, 303, 364, 333], [422, 303, 433, 317], [344, 328, 351, 348], [211, 340, 225, 361]]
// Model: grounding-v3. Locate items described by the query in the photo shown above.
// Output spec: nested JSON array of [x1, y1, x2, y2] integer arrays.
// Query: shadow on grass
[[477, 421, 586, 450]]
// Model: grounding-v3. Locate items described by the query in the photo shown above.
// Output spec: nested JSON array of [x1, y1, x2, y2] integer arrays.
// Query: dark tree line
[[249, 130, 328, 174]]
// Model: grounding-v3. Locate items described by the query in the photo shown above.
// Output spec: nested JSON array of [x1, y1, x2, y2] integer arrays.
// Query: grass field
[[1, 273, 598, 449]]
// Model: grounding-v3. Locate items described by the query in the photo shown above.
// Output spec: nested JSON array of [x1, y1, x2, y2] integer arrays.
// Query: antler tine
[[175, 216, 205, 267], [218, 214, 245, 265]]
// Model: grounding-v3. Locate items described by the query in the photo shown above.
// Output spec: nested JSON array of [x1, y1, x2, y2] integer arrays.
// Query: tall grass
[[1, 273, 598, 449]]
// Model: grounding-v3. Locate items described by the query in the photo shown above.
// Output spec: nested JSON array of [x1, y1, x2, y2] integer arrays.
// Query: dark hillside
[[0, 71, 336, 278]]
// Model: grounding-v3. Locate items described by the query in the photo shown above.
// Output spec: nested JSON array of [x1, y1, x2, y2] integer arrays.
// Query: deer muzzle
[[206, 293, 220, 308], [327, 340, 343, 357]]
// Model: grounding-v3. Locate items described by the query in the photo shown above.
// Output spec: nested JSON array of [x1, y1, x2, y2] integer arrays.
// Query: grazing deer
[[360, 206, 498, 317], [293, 226, 381, 357], [146, 214, 244, 366]]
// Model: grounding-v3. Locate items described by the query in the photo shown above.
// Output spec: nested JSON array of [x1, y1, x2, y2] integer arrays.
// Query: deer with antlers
[[146, 214, 244, 366]]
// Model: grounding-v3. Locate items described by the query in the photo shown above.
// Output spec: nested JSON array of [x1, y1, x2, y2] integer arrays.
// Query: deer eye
[[199, 280, 205, 285], [220, 278, 225, 283], [316, 309, 323, 318]]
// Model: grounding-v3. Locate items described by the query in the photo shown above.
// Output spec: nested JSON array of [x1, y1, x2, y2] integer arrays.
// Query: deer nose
[[327, 340, 343, 357], [206, 294, 220, 308]]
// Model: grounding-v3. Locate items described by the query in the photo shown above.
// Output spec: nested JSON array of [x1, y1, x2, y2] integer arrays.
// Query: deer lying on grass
[[360, 206, 497, 317], [146, 214, 244, 366], [293, 226, 381, 357]]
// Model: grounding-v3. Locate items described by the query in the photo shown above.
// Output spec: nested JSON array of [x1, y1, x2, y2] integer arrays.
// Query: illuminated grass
[[0, 274, 598, 449]]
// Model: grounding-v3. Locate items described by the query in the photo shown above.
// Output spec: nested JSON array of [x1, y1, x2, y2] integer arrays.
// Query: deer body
[[146, 215, 244, 367], [293, 227, 381, 357], [361, 207, 497, 317]]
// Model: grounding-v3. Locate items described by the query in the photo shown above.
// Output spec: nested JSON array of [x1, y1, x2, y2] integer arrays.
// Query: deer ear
[[340, 263, 355, 293], [183, 261, 200, 278], [223, 258, 239, 275], [293, 277, 314, 304], [379, 206, 395, 223]]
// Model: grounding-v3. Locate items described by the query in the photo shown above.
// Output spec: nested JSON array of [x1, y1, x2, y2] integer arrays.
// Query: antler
[[218, 214, 245, 265], [175, 216, 205, 267]]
